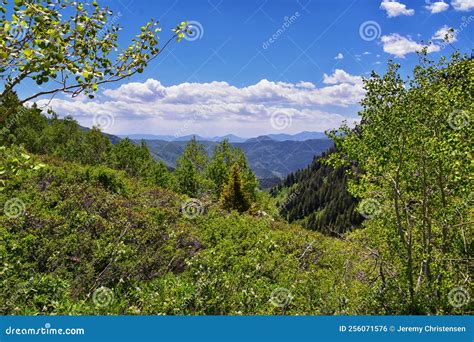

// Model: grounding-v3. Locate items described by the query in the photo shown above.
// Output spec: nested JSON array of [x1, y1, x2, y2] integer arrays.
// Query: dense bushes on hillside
[[0, 147, 375, 315], [0, 0, 392, 316]]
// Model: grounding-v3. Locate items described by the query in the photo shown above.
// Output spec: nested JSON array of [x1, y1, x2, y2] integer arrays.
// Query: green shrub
[[85, 165, 128, 194]]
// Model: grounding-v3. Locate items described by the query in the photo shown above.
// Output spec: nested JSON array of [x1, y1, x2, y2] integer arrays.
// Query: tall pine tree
[[220, 163, 251, 213]]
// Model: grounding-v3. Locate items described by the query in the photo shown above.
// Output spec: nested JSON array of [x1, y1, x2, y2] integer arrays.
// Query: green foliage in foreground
[[1, 144, 471, 315], [1, 148, 374, 315], [328, 52, 473, 314], [0, 0, 190, 104], [174, 137, 258, 204], [220, 164, 252, 213]]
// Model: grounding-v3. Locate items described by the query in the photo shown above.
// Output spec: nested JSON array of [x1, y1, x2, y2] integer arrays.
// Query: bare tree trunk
[[436, 161, 448, 303]]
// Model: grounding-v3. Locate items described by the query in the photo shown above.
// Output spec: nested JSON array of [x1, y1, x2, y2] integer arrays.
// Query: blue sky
[[27, 0, 474, 137]]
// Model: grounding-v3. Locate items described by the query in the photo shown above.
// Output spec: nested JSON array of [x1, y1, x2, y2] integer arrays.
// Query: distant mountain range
[[142, 138, 334, 188], [107, 130, 333, 187], [79, 125, 122, 144], [119, 131, 327, 143], [119, 133, 246, 143]]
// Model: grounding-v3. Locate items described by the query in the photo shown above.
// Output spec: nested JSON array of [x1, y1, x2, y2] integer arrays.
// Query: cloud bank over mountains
[[36, 70, 364, 136]]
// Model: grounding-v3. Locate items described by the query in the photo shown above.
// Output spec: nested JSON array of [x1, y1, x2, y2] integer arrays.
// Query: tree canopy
[[0, 0, 190, 106], [328, 51, 473, 313]]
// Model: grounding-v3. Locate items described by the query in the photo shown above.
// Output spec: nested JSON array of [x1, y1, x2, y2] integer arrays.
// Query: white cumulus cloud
[[34, 75, 365, 135], [381, 33, 440, 58], [426, 1, 450, 13], [334, 53, 344, 60], [380, 0, 415, 17], [451, 0, 474, 11], [432, 25, 458, 42], [322, 69, 363, 85]]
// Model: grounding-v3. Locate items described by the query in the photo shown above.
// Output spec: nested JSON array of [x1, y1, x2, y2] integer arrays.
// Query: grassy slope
[[0, 154, 375, 315]]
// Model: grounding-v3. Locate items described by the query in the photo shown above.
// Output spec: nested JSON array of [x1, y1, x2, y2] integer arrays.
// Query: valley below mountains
[[138, 136, 334, 188]]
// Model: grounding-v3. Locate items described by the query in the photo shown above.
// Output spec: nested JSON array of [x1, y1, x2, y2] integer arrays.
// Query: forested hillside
[[271, 148, 364, 236], [142, 137, 334, 185]]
